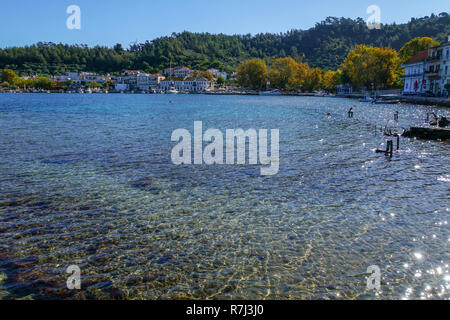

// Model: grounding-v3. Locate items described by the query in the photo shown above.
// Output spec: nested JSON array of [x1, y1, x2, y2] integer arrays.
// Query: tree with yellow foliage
[[342, 45, 399, 89], [321, 70, 341, 92], [236, 58, 267, 90], [303, 68, 323, 92], [268, 57, 308, 91], [1, 69, 18, 85]]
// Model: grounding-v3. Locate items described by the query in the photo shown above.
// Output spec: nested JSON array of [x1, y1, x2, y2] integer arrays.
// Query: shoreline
[[0, 91, 449, 107]]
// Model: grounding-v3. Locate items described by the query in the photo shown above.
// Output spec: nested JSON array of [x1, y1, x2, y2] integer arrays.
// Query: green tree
[[1, 69, 17, 84], [14, 77, 27, 88], [399, 37, 439, 63], [236, 58, 267, 90], [216, 75, 226, 87], [102, 81, 113, 89], [188, 70, 214, 81], [89, 81, 101, 88], [35, 76, 54, 90]]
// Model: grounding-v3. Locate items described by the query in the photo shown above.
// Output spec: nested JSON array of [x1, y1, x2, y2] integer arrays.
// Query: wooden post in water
[[375, 139, 396, 156], [396, 135, 400, 151], [394, 111, 399, 122], [388, 140, 393, 157]]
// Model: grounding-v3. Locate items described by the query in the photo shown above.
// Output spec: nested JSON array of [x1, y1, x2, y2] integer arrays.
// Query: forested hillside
[[1, 12, 448, 76]]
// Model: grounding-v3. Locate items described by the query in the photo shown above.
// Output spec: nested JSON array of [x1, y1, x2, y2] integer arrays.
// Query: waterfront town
[[0, 66, 225, 94], [1, 36, 449, 101]]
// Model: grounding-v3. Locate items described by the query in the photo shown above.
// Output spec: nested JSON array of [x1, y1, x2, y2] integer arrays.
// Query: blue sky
[[1, 0, 448, 48]]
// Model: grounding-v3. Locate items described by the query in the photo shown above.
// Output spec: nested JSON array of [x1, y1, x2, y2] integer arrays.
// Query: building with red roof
[[402, 50, 429, 95]]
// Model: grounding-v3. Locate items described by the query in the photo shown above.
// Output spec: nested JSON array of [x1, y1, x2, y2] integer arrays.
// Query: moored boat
[[166, 87, 179, 94], [359, 95, 374, 102]]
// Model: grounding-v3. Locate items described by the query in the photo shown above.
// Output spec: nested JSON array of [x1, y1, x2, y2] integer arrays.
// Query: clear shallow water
[[0, 93, 448, 300]]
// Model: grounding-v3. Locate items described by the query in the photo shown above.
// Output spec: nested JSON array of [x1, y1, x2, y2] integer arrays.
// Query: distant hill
[[1, 12, 449, 76]]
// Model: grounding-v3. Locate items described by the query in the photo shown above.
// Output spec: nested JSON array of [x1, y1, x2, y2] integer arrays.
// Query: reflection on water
[[0, 94, 449, 300]]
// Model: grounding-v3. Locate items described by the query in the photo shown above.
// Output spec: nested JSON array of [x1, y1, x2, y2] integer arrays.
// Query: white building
[[163, 66, 193, 78], [402, 51, 428, 95], [115, 70, 141, 88], [136, 74, 165, 91], [402, 35, 450, 96], [68, 72, 80, 81], [114, 83, 129, 92], [159, 80, 212, 93], [424, 45, 443, 95], [80, 72, 106, 84], [207, 68, 227, 80], [58, 72, 80, 82], [440, 36, 450, 96], [113, 70, 165, 91]]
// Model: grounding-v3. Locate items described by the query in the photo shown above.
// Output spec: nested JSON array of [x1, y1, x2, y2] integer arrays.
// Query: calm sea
[[0, 93, 449, 299]]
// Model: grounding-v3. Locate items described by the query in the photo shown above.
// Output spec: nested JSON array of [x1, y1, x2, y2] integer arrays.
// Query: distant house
[[67, 82, 83, 92], [123, 70, 140, 76], [207, 68, 227, 80], [115, 70, 142, 88], [160, 78, 212, 93], [80, 72, 106, 84], [440, 36, 450, 95], [413, 35, 450, 96], [57, 72, 80, 82], [113, 70, 165, 91], [402, 50, 429, 95], [114, 83, 129, 92], [136, 74, 165, 91], [68, 72, 80, 81], [163, 66, 193, 78]]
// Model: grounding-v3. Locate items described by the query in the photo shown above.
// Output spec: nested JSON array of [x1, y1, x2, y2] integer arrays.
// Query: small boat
[[359, 95, 375, 102], [314, 91, 326, 97], [166, 87, 179, 94]]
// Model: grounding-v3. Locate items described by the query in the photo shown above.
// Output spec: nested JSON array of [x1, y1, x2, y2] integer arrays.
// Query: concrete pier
[[402, 127, 450, 140]]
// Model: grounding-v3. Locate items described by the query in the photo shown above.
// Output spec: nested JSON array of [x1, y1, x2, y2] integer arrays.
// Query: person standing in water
[[348, 106, 354, 118]]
